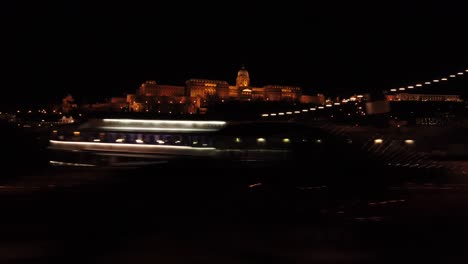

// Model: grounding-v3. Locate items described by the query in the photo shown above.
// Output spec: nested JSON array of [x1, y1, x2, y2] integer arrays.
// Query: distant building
[[126, 66, 306, 113], [300, 94, 325, 105], [387, 93, 462, 102]]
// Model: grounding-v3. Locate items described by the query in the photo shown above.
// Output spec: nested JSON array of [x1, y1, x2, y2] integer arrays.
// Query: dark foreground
[[1, 121, 468, 263], [0, 161, 468, 264]]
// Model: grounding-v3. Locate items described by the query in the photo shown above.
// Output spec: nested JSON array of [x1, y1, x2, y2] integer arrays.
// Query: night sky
[[3, 1, 468, 109]]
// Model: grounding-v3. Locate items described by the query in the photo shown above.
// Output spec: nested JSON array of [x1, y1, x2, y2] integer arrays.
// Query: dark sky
[[3, 1, 468, 108]]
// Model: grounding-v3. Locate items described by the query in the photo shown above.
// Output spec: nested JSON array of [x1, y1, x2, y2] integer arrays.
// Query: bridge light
[[433, 79, 439, 82], [390, 89, 397, 92], [408, 86, 414, 89], [257, 138, 266, 143], [441, 78, 448, 81], [399, 88, 405, 91], [261, 114, 268, 117], [425, 82, 431, 85], [286, 112, 293, 115], [457, 72, 464, 75], [404, 139, 415, 145], [374, 139, 383, 144], [282, 138, 290, 143], [302, 109, 308, 112], [416, 84, 422, 87], [450, 75, 456, 78], [294, 111, 301, 114], [278, 112, 285, 115]]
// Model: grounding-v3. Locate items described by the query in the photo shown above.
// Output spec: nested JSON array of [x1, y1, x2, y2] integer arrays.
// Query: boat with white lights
[[48, 118, 227, 166], [48, 117, 350, 167]]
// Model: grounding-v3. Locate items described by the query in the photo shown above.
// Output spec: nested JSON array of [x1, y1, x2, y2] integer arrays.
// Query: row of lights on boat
[[70, 132, 318, 145], [374, 138, 415, 145]]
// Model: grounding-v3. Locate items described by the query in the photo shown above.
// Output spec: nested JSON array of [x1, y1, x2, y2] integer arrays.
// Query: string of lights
[[260, 68, 468, 118], [387, 68, 468, 93]]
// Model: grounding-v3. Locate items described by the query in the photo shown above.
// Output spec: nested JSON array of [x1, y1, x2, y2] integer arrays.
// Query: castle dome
[[237, 66, 249, 78]]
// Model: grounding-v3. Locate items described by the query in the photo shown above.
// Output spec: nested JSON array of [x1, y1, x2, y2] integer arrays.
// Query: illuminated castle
[[126, 66, 303, 114]]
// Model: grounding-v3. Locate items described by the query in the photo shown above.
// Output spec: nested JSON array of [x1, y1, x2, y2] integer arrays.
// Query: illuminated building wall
[[129, 96, 199, 114], [300, 94, 326, 105], [228, 86, 239, 98], [239, 88, 253, 101], [186, 79, 230, 99], [262, 85, 302, 101], [263, 85, 281, 101], [138, 81, 185, 97], [387, 93, 462, 102], [252, 88, 264, 100], [280, 86, 302, 101]]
